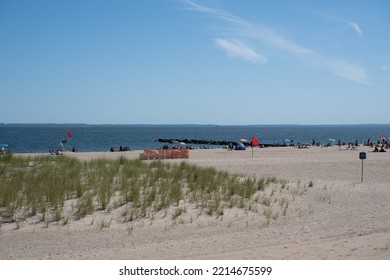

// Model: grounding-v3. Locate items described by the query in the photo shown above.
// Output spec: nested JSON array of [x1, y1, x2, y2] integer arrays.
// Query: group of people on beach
[[110, 146, 131, 152], [367, 137, 389, 152], [49, 146, 78, 155], [161, 144, 196, 150], [297, 143, 310, 149], [373, 145, 386, 152], [49, 149, 63, 155]]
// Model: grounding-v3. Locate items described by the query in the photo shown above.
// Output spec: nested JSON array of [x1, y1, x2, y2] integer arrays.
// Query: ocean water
[[1, 124, 390, 153]]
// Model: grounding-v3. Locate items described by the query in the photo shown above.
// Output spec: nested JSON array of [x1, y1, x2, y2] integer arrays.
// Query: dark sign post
[[359, 152, 366, 183]]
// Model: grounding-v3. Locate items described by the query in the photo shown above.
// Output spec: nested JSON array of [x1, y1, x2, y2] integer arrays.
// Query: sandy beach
[[1, 146, 390, 259]]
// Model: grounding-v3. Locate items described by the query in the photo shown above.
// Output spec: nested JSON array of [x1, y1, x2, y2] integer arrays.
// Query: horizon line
[[2, 123, 390, 127]]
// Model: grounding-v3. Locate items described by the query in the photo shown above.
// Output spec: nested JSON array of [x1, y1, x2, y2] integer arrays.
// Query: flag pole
[[251, 137, 260, 158]]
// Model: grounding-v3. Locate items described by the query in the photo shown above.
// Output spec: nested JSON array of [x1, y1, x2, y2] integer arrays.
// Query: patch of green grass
[[0, 154, 313, 228], [76, 192, 94, 218]]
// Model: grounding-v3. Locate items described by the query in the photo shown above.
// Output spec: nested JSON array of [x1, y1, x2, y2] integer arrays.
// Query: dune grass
[[0, 154, 306, 227]]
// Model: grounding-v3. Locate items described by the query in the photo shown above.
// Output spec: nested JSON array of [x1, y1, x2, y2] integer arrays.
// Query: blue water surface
[[1, 124, 389, 153]]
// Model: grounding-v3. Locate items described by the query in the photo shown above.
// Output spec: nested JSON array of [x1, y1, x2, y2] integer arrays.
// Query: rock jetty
[[156, 138, 283, 147]]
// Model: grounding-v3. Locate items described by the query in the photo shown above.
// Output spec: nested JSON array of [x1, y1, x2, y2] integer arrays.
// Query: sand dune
[[1, 146, 389, 259]]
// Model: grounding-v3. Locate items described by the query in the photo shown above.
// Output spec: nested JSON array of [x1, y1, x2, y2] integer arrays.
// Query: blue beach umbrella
[[234, 142, 246, 150]]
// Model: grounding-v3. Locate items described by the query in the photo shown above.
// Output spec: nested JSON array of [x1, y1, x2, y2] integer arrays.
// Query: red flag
[[252, 137, 260, 146], [68, 131, 73, 138]]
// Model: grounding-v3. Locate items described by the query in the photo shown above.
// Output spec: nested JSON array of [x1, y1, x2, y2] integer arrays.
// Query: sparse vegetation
[[97, 217, 112, 232], [0, 154, 313, 229]]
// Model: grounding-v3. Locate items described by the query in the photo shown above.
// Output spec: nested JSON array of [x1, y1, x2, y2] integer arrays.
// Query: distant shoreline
[[2, 123, 390, 127]]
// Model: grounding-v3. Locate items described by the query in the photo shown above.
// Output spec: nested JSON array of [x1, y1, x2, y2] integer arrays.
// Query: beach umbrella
[[234, 142, 246, 150], [179, 142, 186, 146], [240, 139, 248, 143], [327, 139, 336, 146]]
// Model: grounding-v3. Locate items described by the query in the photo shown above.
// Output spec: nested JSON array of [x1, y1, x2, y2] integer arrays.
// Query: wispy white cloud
[[249, 25, 313, 56], [214, 38, 268, 63], [344, 20, 364, 36], [182, 0, 245, 25], [318, 56, 368, 84], [183, 1, 311, 56], [182, 0, 369, 84]]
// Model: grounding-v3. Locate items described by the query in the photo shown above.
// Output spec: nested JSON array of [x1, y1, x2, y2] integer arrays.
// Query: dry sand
[[1, 146, 390, 259]]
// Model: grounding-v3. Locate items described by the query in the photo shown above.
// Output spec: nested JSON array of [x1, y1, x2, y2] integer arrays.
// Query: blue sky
[[1, 0, 389, 125]]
